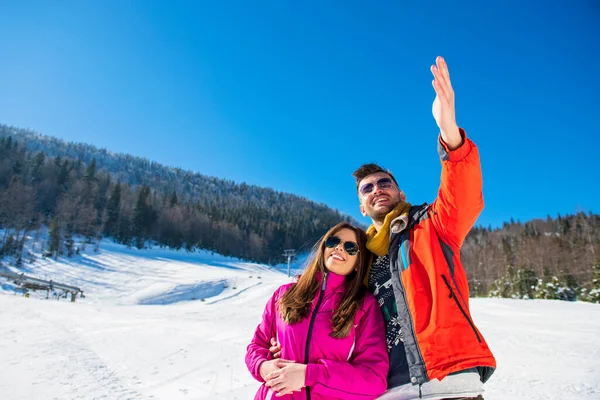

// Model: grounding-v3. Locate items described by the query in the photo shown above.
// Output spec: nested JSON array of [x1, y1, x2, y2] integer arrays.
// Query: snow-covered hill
[[0, 239, 599, 399]]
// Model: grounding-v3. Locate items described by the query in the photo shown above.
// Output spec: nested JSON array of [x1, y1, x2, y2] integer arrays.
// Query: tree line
[[0, 134, 353, 265], [461, 215, 599, 302], [1, 124, 598, 302]]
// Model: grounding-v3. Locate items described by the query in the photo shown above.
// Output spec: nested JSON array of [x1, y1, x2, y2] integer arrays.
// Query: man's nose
[[372, 185, 385, 195]]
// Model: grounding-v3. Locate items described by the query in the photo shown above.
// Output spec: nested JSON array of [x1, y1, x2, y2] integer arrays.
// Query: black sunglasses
[[359, 177, 394, 196], [325, 235, 360, 256]]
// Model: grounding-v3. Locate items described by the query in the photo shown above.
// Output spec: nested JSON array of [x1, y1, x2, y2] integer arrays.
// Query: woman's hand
[[265, 360, 307, 396], [259, 358, 293, 380]]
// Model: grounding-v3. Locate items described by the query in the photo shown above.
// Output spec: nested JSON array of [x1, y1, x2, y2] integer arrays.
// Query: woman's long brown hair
[[277, 222, 371, 338]]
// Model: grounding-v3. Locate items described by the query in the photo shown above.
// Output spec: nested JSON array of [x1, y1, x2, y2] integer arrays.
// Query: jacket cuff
[[305, 363, 324, 387], [438, 128, 471, 162], [254, 358, 268, 382]]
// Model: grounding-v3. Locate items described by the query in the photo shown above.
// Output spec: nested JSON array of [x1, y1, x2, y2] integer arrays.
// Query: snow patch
[[133, 280, 228, 305]]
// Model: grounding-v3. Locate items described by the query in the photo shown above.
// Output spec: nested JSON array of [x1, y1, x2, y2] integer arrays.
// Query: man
[[269, 56, 496, 399], [352, 56, 496, 399]]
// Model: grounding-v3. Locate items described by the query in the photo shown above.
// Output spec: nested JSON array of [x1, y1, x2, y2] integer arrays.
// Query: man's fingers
[[269, 338, 281, 354], [269, 346, 281, 357], [435, 57, 454, 99], [431, 65, 449, 101], [432, 78, 446, 101], [269, 341, 280, 350], [269, 339, 282, 358], [431, 66, 446, 99], [432, 79, 441, 98], [438, 56, 452, 83], [275, 359, 294, 367]]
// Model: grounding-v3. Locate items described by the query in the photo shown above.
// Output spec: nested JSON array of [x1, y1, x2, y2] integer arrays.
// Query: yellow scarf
[[365, 202, 412, 257]]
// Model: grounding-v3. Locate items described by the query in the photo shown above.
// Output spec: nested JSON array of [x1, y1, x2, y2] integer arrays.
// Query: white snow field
[[0, 240, 599, 400]]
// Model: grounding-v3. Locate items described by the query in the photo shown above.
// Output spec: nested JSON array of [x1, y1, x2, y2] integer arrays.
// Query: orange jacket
[[386, 130, 496, 385]]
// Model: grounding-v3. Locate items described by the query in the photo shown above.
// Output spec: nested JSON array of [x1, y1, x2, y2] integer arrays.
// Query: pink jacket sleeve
[[245, 286, 282, 382], [305, 294, 389, 399]]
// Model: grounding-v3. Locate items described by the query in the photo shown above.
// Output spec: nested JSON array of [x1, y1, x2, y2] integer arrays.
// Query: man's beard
[[368, 202, 397, 223]]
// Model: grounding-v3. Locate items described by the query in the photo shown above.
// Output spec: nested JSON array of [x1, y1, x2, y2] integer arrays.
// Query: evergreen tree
[[57, 159, 71, 191], [94, 173, 110, 221], [65, 236, 75, 257], [15, 246, 23, 268], [169, 191, 178, 207], [517, 268, 539, 299], [48, 217, 61, 258], [539, 274, 577, 301], [132, 186, 155, 248], [105, 182, 121, 237], [30, 152, 46, 184], [3, 136, 12, 151], [84, 158, 97, 183], [12, 158, 22, 175], [589, 262, 600, 303]]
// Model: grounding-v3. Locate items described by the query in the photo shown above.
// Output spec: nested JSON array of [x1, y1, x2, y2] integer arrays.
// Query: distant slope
[[0, 232, 297, 305]]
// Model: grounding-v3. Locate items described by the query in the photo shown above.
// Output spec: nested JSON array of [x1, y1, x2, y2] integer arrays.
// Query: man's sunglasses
[[325, 235, 360, 256], [359, 177, 394, 196]]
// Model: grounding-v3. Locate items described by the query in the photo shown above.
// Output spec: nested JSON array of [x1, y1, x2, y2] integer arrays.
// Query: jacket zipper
[[441, 274, 481, 343], [303, 272, 328, 400]]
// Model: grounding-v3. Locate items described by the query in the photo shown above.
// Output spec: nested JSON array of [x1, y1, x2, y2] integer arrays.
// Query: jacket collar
[[317, 270, 346, 292]]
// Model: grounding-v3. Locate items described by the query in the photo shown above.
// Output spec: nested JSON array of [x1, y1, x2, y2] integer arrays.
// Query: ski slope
[[0, 240, 599, 400]]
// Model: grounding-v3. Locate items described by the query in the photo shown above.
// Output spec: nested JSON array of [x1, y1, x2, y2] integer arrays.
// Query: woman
[[246, 222, 389, 399]]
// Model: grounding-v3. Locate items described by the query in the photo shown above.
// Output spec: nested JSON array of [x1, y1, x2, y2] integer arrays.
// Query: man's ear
[[399, 191, 406, 202], [360, 203, 367, 217]]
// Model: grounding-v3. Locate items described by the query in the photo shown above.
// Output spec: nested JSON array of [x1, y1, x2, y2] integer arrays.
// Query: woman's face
[[324, 228, 360, 276]]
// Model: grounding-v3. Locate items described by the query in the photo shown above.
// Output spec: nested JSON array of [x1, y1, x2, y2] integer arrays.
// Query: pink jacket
[[246, 272, 389, 400]]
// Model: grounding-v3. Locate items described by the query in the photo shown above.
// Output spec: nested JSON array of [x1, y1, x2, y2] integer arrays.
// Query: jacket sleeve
[[245, 286, 281, 383], [430, 128, 484, 250], [305, 294, 389, 399]]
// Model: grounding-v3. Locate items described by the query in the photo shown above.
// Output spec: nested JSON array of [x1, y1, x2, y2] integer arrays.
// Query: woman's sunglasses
[[325, 235, 360, 256]]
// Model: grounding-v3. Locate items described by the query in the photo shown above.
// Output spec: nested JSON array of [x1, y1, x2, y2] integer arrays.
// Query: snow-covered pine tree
[[589, 262, 600, 303]]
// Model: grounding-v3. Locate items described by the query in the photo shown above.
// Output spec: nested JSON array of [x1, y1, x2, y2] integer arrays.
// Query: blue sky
[[0, 1, 598, 228]]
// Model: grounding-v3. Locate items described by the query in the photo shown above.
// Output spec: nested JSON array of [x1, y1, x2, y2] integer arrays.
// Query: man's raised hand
[[431, 56, 462, 149]]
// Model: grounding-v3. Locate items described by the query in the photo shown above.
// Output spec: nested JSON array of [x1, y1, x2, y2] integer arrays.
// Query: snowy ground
[[0, 239, 599, 400]]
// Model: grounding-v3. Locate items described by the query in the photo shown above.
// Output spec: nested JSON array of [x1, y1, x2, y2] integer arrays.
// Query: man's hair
[[352, 163, 399, 191]]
